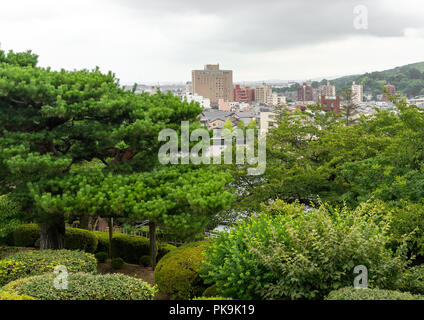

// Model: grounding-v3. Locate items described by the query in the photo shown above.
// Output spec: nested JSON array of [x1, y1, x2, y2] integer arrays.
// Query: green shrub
[[0, 249, 97, 286], [202, 200, 409, 300], [65, 228, 98, 253], [0, 195, 21, 241], [326, 287, 424, 300], [13, 224, 40, 247], [93, 232, 110, 253], [111, 233, 176, 264], [0, 291, 36, 300], [139, 255, 151, 267], [3, 273, 155, 300], [202, 284, 217, 297], [193, 297, 233, 300], [155, 241, 210, 300], [399, 265, 424, 295], [95, 252, 108, 263], [111, 258, 124, 270]]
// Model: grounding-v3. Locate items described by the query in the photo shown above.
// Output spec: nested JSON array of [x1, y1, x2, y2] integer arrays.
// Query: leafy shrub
[[155, 241, 210, 300], [3, 273, 155, 300], [95, 252, 108, 263], [0, 195, 21, 240], [93, 232, 110, 253], [13, 224, 40, 247], [0, 250, 97, 286], [326, 287, 424, 300], [201, 200, 409, 300], [399, 265, 424, 295], [65, 228, 98, 253], [203, 284, 217, 297], [111, 233, 176, 264], [139, 255, 151, 267], [193, 297, 233, 300], [0, 291, 36, 300], [111, 258, 124, 270]]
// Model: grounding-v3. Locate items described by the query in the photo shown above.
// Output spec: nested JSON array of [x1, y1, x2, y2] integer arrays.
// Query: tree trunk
[[149, 221, 157, 271], [108, 217, 114, 258], [40, 214, 65, 250], [80, 215, 91, 230]]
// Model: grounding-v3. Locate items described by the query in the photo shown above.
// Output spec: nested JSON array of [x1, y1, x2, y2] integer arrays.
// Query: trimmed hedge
[[326, 287, 424, 300], [13, 224, 40, 247], [0, 291, 36, 300], [93, 232, 110, 253], [0, 250, 97, 286], [111, 258, 124, 270], [95, 252, 108, 263], [154, 241, 210, 300], [111, 233, 176, 264], [3, 273, 155, 300], [64, 228, 98, 253]]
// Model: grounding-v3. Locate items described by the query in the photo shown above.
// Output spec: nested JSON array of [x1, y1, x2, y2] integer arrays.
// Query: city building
[[298, 82, 314, 101], [352, 82, 364, 104], [318, 81, 336, 98], [271, 93, 287, 106], [234, 84, 255, 103], [192, 64, 233, 106], [319, 95, 340, 113], [182, 93, 211, 109], [255, 84, 273, 104], [383, 82, 396, 101]]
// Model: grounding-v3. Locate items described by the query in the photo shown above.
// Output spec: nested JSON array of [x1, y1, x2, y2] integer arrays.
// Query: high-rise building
[[298, 82, 314, 101], [234, 85, 255, 103], [255, 84, 273, 104], [192, 64, 233, 106], [383, 82, 396, 101], [351, 81, 363, 104], [318, 81, 336, 98], [319, 95, 340, 114]]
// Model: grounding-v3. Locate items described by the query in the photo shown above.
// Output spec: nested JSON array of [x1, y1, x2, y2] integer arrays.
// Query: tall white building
[[318, 81, 336, 98], [183, 93, 211, 109], [352, 82, 364, 104]]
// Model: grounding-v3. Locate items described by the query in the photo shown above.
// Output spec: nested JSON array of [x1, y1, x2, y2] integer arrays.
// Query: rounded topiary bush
[[95, 252, 108, 263], [0, 249, 97, 286], [139, 255, 151, 267], [64, 228, 98, 253], [13, 224, 40, 247], [111, 257, 124, 270], [3, 273, 155, 300], [326, 287, 424, 300], [154, 241, 210, 300], [0, 291, 36, 300]]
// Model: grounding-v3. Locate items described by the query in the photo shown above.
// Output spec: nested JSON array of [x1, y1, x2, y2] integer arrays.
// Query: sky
[[1, 0, 424, 84]]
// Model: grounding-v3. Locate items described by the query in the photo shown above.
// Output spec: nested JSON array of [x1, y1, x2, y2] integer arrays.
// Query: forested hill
[[331, 61, 424, 98]]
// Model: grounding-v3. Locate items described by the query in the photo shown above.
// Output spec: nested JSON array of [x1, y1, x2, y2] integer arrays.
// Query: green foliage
[[64, 228, 98, 253], [139, 255, 151, 267], [202, 284, 217, 297], [326, 287, 424, 300], [12, 224, 39, 247], [0, 249, 97, 286], [3, 273, 155, 300], [95, 252, 108, 263], [0, 195, 21, 239], [110, 258, 124, 270], [399, 265, 424, 295], [93, 232, 110, 253], [202, 200, 409, 300], [0, 291, 36, 300], [155, 241, 210, 300], [192, 296, 233, 300]]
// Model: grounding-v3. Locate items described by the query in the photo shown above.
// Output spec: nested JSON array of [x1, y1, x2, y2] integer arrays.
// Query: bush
[[111, 233, 176, 264], [155, 241, 210, 300], [201, 200, 409, 300], [202, 284, 217, 297], [193, 297, 233, 300], [399, 265, 424, 295], [65, 228, 98, 253], [326, 287, 424, 300], [111, 258, 124, 270], [0, 291, 36, 300], [0, 249, 97, 286], [3, 273, 155, 300], [95, 252, 108, 263], [139, 255, 151, 267], [13, 224, 40, 247], [0, 195, 21, 241], [93, 232, 110, 253]]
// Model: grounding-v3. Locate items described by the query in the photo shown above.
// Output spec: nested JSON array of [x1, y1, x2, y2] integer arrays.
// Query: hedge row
[[326, 287, 424, 300], [8, 225, 176, 263], [0, 291, 36, 300], [0, 250, 97, 287], [3, 273, 155, 300]]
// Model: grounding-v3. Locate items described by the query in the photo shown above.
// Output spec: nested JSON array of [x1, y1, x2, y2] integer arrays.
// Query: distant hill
[[329, 61, 424, 98]]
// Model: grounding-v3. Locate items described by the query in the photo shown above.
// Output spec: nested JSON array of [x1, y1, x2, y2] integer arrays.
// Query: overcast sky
[[1, 0, 424, 84]]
